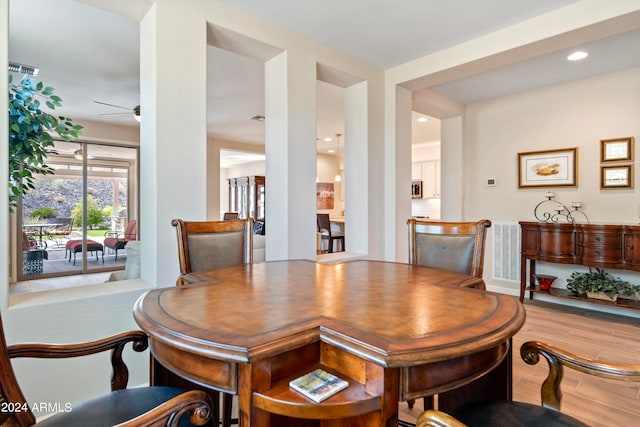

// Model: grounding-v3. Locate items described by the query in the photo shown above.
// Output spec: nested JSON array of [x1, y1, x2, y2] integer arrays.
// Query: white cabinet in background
[[412, 160, 440, 198], [411, 163, 422, 180]]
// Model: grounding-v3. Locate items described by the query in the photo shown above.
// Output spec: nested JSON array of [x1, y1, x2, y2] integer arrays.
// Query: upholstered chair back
[[172, 218, 253, 279], [407, 219, 492, 279]]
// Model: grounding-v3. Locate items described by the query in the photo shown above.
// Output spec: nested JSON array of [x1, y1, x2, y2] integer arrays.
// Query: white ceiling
[[8, 0, 640, 165]]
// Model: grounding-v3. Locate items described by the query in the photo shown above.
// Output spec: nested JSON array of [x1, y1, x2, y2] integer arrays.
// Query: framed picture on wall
[[600, 137, 634, 162], [601, 165, 633, 189], [316, 183, 335, 209], [518, 147, 578, 188]]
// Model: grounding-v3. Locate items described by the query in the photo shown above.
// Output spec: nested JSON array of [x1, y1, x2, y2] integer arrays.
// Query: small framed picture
[[600, 137, 634, 162], [518, 147, 578, 188], [600, 165, 633, 189]]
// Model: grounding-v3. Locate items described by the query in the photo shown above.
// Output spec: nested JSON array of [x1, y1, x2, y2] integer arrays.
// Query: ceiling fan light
[[133, 105, 141, 122]]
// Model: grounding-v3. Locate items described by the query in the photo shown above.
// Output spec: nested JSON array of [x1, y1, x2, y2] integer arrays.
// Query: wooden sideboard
[[519, 221, 640, 309]]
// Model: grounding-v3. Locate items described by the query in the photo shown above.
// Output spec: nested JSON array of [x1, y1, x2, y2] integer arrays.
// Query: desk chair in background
[[171, 218, 254, 427], [317, 213, 345, 253], [404, 218, 492, 417], [416, 340, 640, 426], [0, 310, 211, 426]]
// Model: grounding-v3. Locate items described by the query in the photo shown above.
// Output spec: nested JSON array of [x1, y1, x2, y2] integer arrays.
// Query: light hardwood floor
[[399, 300, 640, 427]]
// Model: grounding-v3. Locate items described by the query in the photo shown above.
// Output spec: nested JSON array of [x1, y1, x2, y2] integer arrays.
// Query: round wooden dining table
[[134, 260, 525, 426]]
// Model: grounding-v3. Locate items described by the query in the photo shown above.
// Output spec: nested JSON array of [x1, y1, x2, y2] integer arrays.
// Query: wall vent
[[8, 62, 39, 77], [492, 222, 520, 282]]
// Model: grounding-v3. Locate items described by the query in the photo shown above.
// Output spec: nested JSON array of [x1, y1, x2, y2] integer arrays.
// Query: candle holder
[[534, 192, 589, 223]]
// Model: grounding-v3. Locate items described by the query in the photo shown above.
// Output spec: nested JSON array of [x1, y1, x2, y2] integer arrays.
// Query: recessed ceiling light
[[324, 137, 332, 142], [567, 51, 588, 61], [417, 117, 429, 123], [328, 149, 335, 153]]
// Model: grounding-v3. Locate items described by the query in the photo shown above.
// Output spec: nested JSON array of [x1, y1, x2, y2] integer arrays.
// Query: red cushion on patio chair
[[104, 220, 137, 261]]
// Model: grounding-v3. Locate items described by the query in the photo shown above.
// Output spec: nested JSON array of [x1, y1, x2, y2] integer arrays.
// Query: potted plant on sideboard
[[566, 267, 640, 302]]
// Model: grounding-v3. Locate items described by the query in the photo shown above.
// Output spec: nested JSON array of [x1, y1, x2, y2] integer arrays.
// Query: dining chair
[[407, 218, 492, 287], [223, 212, 239, 220], [415, 340, 640, 427], [0, 310, 212, 426], [171, 218, 253, 282], [317, 213, 345, 253], [171, 217, 254, 427], [405, 218, 492, 414]]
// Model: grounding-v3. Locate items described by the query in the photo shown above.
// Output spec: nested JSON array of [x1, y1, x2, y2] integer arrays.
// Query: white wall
[[464, 67, 640, 309]]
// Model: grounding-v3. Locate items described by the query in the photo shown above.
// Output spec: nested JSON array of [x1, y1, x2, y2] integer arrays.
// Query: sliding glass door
[[17, 141, 138, 282]]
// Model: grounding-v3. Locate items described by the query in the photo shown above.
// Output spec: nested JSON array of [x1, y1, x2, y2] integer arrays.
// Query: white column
[[139, 1, 208, 285], [0, 0, 9, 309], [265, 51, 317, 260], [391, 86, 413, 262], [344, 82, 368, 255], [441, 116, 463, 220]]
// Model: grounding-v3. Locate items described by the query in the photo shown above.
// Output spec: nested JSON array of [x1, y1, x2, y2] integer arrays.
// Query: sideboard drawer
[[581, 246, 624, 264], [581, 232, 621, 247]]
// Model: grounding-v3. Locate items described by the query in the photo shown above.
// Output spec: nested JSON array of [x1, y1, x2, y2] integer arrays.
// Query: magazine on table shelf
[[288, 368, 349, 403]]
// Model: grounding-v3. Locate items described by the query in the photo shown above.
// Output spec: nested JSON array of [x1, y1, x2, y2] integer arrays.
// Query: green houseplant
[[566, 267, 640, 301], [8, 74, 83, 213]]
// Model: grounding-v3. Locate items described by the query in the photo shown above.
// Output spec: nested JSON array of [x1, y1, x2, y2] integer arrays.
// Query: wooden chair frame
[[171, 218, 251, 427], [407, 219, 492, 280], [317, 213, 345, 253], [0, 322, 212, 427], [405, 219, 491, 413], [172, 218, 253, 279], [416, 340, 640, 427]]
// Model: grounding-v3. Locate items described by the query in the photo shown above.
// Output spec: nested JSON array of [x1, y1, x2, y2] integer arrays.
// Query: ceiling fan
[[93, 100, 141, 122]]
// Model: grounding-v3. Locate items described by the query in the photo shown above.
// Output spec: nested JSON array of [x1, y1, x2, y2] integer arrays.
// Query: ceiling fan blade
[[93, 100, 131, 110], [99, 112, 131, 116]]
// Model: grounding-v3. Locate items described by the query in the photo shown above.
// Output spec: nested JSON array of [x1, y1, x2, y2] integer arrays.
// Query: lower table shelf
[[253, 365, 381, 420], [528, 287, 640, 310]]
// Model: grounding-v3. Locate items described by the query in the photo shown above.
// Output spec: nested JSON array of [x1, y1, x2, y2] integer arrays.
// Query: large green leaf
[[7, 76, 83, 212]]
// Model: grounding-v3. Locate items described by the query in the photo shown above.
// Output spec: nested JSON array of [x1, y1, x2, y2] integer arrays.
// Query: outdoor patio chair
[[44, 217, 73, 247], [21, 231, 47, 276], [104, 219, 137, 261]]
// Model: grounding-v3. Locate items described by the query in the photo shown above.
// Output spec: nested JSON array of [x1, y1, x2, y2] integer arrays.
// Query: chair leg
[[406, 395, 435, 410], [221, 393, 237, 427]]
